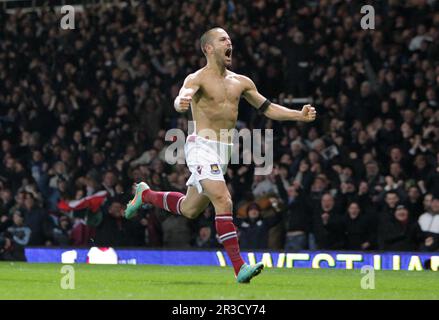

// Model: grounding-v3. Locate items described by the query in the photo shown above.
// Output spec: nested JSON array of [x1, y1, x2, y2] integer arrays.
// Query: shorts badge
[[210, 164, 220, 174], [197, 165, 202, 174]]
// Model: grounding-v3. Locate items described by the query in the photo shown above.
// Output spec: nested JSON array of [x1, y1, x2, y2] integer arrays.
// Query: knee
[[181, 207, 200, 220], [211, 193, 233, 211]]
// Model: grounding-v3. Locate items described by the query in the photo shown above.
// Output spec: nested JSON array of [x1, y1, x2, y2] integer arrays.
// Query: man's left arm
[[241, 76, 316, 122]]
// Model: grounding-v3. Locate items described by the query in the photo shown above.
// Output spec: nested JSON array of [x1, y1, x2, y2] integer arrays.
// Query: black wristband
[[259, 99, 271, 113]]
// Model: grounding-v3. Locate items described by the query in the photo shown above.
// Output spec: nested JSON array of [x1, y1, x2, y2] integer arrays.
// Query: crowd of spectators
[[1, 0, 439, 260]]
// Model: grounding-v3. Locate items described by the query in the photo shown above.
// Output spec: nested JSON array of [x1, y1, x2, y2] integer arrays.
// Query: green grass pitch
[[0, 262, 437, 299]]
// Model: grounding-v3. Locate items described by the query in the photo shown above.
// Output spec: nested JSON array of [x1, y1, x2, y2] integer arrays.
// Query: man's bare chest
[[199, 77, 243, 103]]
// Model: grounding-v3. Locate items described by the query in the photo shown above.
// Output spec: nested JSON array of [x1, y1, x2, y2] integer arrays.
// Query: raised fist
[[301, 104, 316, 122], [174, 95, 192, 113]]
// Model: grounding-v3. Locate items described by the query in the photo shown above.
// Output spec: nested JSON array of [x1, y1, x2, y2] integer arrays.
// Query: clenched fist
[[301, 104, 316, 122], [174, 95, 192, 113]]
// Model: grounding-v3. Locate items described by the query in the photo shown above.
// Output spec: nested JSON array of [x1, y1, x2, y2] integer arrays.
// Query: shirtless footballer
[[125, 28, 316, 283]]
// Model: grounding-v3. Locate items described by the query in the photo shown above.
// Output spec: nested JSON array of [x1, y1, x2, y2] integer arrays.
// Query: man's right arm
[[174, 73, 200, 113]]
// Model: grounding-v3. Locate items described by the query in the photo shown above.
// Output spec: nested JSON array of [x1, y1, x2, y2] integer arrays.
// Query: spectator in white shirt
[[418, 196, 439, 251]]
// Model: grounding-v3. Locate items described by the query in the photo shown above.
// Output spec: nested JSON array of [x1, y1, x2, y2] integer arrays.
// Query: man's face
[[299, 160, 309, 172], [359, 181, 369, 193], [408, 187, 419, 200], [93, 153, 103, 165], [294, 32, 304, 44], [415, 155, 426, 169], [73, 131, 82, 142], [424, 194, 433, 211], [199, 227, 211, 241], [209, 29, 233, 67], [312, 178, 325, 192], [2, 140, 11, 152], [360, 82, 370, 96], [60, 218, 69, 229], [1, 190, 12, 202], [385, 119, 395, 131], [58, 180, 67, 192], [15, 192, 25, 205], [321, 194, 334, 211], [55, 162, 65, 174], [348, 203, 360, 219], [390, 148, 402, 161], [32, 151, 42, 162], [386, 193, 399, 208], [248, 208, 260, 219], [395, 208, 409, 222], [13, 213, 23, 226], [24, 194, 35, 210], [103, 172, 116, 187], [345, 182, 356, 193], [366, 163, 378, 176], [109, 202, 123, 218]]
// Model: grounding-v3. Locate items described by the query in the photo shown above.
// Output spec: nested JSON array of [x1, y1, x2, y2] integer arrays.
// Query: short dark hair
[[200, 27, 221, 55], [386, 190, 399, 197]]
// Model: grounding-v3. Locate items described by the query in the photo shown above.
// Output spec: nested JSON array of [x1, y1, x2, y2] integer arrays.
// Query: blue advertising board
[[24, 248, 439, 271]]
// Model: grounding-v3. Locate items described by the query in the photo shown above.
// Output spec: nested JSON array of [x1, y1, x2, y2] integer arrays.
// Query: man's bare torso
[[190, 67, 245, 143]]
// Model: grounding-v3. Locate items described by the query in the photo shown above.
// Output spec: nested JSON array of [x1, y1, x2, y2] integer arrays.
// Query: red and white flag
[[58, 191, 108, 213]]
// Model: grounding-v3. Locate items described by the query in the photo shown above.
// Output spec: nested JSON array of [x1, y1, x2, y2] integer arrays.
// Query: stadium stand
[[0, 0, 439, 259]]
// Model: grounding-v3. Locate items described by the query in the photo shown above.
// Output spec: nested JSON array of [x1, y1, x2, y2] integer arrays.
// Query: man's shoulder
[[183, 69, 204, 84], [190, 67, 210, 78], [229, 71, 250, 81], [192, 67, 241, 77], [192, 69, 251, 85]]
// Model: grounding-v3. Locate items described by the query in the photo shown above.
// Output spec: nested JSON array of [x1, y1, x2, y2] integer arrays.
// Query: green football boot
[[124, 182, 150, 219], [236, 262, 264, 283]]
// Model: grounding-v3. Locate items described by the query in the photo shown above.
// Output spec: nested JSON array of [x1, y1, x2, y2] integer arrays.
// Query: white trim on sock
[[219, 231, 237, 240], [163, 192, 170, 211], [220, 234, 238, 243], [215, 215, 233, 220], [176, 196, 185, 215]]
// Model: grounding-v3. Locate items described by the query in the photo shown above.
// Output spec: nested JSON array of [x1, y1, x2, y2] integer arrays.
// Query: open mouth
[[225, 48, 232, 58]]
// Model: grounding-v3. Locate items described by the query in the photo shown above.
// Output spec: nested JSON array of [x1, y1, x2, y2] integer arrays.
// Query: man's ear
[[205, 43, 214, 54]]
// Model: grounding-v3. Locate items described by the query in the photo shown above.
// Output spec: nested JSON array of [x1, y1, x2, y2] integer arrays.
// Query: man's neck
[[206, 60, 227, 76]]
